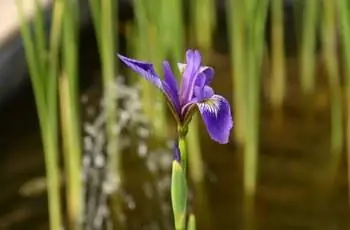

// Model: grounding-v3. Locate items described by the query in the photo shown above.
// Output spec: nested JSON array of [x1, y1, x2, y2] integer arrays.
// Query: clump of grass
[[16, 0, 64, 229]]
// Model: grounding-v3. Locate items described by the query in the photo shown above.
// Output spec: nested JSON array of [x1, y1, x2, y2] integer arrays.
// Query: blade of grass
[[338, 0, 350, 205], [100, 0, 124, 228], [88, 0, 101, 48], [61, 0, 83, 228], [321, 0, 343, 156], [300, 0, 318, 94], [270, 0, 286, 108], [46, 1, 64, 230], [191, 0, 215, 50], [226, 0, 247, 144], [133, 0, 168, 138], [245, 0, 269, 199], [159, 0, 184, 62], [33, 0, 47, 90]]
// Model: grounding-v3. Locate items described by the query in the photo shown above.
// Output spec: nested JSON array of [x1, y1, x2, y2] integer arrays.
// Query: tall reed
[[321, 0, 343, 156], [159, 0, 184, 64], [60, 0, 83, 229], [270, 0, 286, 108], [88, 0, 123, 227], [226, 0, 247, 144], [132, 0, 168, 138], [227, 0, 268, 196], [338, 0, 350, 204], [244, 0, 269, 200], [187, 0, 217, 183], [226, 0, 268, 228], [191, 0, 216, 50], [300, 0, 318, 95], [16, 0, 64, 229]]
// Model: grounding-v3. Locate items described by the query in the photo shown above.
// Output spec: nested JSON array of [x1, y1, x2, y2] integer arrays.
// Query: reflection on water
[[0, 51, 350, 229]]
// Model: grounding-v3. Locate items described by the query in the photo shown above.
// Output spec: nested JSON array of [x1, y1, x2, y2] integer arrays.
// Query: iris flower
[[118, 49, 233, 144]]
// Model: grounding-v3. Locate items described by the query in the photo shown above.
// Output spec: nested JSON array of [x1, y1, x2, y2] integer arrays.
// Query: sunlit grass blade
[[244, 0, 269, 199], [321, 0, 343, 156], [338, 0, 350, 206], [61, 0, 83, 228], [133, 0, 168, 138], [191, 0, 215, 50], [16, 1, 64, 230], [88, 0, 101, 47], [100, 0, 125, 228], [226, 0, 247, 144], [300, 0, 318, 94], [159, 0, 184, 62], [33, 0, 47, 89], [270, 0, 286, 108]]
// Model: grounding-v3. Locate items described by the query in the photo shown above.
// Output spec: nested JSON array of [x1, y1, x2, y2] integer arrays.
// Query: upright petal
[[196, 66, 215, 86], [163, 61, 181, 114], [179, 50, 202, 104], [197, 95, 233, 144], [118, 54, 163, 89]]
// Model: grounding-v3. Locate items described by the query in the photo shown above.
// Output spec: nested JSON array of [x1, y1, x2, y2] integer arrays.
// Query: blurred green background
[[0, 0, 350, 229]]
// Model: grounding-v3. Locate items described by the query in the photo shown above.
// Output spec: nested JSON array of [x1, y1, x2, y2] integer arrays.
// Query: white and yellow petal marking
[[197, 96, 221, 118], [177, 63, 186, 74]]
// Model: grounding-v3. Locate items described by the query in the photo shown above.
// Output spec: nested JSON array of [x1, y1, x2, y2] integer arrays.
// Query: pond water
[[0, 26, 349, 230]]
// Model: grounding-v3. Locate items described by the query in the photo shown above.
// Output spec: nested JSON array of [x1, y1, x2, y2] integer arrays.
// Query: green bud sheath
[[187, 214, 196, 230], [171, 160, 187, 230]]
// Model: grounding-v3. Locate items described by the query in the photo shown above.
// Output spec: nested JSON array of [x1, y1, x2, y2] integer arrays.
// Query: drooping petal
[[197, 95, 233, 144], [118, 54, 163, 89], [179, 50, 202, 104], [118, 54, 181, 119], [163, 61, 181, 115]]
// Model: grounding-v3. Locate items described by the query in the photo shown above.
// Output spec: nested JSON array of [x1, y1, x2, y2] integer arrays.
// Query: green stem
[[179, 134, 188, 174], [186, 116, 204, 183]]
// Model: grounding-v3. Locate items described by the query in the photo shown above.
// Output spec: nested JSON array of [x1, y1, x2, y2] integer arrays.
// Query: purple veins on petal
[[197, 95, 233, 144]]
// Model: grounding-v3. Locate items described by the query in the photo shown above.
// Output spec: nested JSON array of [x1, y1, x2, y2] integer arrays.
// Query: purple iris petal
[[163, 61, 180, 114], [194, 85, 214, 101], [196, 66, 215, 86], [173, 141, 181, 162], [118, 54, 180, 117], [118, 54, 163, 89], [179, 50, 201, 104], [196, 95, 233, 144], [118, 50, 234, 144]]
